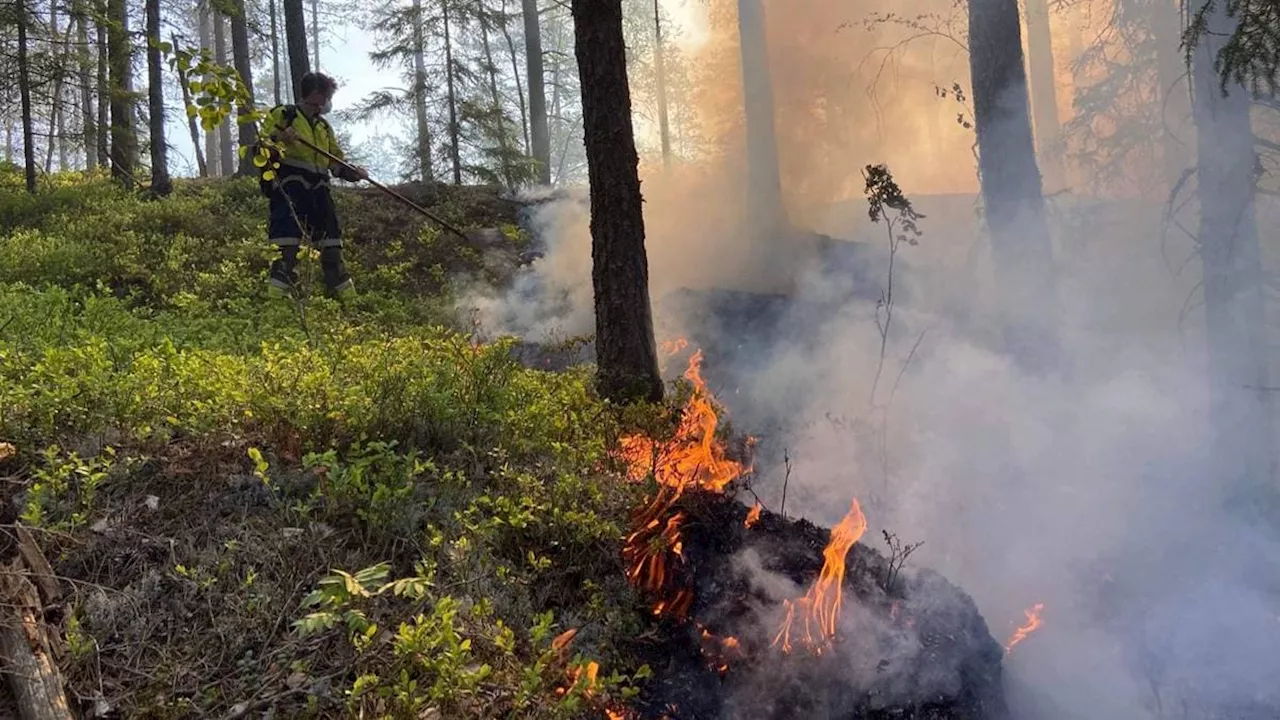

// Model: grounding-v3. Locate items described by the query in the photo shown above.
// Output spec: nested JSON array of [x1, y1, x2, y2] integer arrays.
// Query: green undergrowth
[[0, 171, 666, 718]]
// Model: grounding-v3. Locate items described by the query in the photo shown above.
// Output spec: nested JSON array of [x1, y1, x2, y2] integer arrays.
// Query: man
[[257, 72, 368, 297]]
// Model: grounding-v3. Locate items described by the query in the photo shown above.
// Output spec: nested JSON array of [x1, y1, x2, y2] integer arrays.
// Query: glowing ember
[[1004, 602, 1045, 654], [772, 499, 868, 654], [745, 502, 763, 528], [660, 338, 689, 356], [617, 345, 748, 621]]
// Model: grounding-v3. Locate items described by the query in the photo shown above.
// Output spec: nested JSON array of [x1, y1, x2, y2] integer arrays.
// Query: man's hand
[[351, 166, 369, 181], [273, 126, 299, 143]]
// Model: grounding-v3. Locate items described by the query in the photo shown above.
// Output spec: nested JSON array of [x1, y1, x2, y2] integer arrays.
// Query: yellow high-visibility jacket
[[258, 105, 353, 179]]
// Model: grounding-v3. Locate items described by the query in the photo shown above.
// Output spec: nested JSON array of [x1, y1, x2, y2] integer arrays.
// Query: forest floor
[[0, 171, 661, 718], [0, 170, 1005, 720]]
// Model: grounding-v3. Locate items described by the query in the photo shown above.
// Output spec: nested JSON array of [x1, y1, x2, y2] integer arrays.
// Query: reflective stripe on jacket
[[259, 105, 346, 178]]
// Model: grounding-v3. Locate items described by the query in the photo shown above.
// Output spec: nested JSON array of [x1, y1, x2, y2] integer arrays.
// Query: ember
[[744, 502, 762, 528], [1004, 602, 1045, 654]]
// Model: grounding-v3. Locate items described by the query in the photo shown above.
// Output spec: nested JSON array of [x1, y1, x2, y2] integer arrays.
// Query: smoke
[[459, 0, 1280, 716]]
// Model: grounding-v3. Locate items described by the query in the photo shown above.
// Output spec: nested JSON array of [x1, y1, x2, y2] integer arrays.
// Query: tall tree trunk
[[442, 0, 461, 184], [570, 0, 663, 404], [284, 0, 310, 100], [107, 0, 137, 186], [1190, 0, 1274, 501], [480, 12, 515, 188], [500, 0, 530, 155], [967, 0, 1059, 369], [311, 0, 320, 70], [199, 5, 219, 175], [653, 0, 671, 165], [17, 0, 37, 193], [412, 0, 433, 181], [214, 11, 234, 175], [269, 0, 282, 104], [145, 0, 171, 195], [173, 32, 208, 177], [1153, 0, 1189, 189], [75, 0, 96, 171], [47, 3, 69, 172], [95, 7, 109, 168], [230, 0, 259, 176], [522, 0, 550, 184], [737, 0, 786, 233], [1023, 0, 1061, 188]]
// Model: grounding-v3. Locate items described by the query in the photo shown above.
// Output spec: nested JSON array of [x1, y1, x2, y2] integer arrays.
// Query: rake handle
[[289, 134, 472, 243]]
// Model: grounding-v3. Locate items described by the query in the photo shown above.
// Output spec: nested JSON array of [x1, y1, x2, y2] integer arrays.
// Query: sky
[[166, 0, 706, 178]]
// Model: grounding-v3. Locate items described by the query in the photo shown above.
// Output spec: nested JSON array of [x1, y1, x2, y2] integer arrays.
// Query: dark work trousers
[[267, 171, 352, 293]]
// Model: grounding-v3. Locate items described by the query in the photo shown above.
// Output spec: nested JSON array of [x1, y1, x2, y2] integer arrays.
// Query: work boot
[[268, 247, 300, 297], [320, 246, 354, 299]]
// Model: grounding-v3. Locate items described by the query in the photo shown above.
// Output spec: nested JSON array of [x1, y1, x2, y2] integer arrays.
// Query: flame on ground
[[618, 346, 748, 622], [745, 502, 763, 528], [772, 498, 868, 655], [1004, 602, 1045, 654]]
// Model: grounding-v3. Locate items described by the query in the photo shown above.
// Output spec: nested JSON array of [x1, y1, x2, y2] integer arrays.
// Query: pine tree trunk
[[500, 0, 530, 156], [522, 0, 550, 184], [480, 12, 515, 188], [1153, 0, 1189, 189], [75, 0, 94, 171], [145, 0, 171, 195], [269, 0, 282, 104], [284, 0, 310, 100], [653, 0, 671, 165], [967, 0, 1059, 370], [1190, 0, 1275, 500], [199, 5, 219, 175], [443, 0, 462, 184], [230, 0, 258, 176], [17, 0, 37, 193], [570, 0, 663, 404], [107, 0, 137, 186], [95, 8, 109, 168], [1023, 0, 1061, 188], [412, 0, 433, 181], [173, 32, 208, 177], [311, 0, 320, 70], [214, 12, 234, 175], [44, 4, 64, 174], [737, 0, 786, 233]]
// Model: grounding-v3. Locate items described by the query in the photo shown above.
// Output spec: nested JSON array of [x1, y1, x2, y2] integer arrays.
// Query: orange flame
[[772, 499, 868, 654], [618, 346, 748, 621], [745, 502, 763, 528], [1004, 602, 1045, 654]]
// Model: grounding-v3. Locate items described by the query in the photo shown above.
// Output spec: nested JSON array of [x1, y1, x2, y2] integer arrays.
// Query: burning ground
[[612, 348, 1010, 720]]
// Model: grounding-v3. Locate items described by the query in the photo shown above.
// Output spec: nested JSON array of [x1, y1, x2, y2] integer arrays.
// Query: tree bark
[[0, 527, 74, 720], [173, 32, 208, 177], [145, 0, 171, 195], [284, 0, 310, 100], [480, 11, 515, 188], [74, 0, 96, 171], [213, 11, 235, 175], [522, 0, 550, 184], [230, 0, 259, 176], [1022, 0, 1061, 188], [412, 0, 434, 181], [269, 0, 282, 104], [1153, 0, 1190, 189], [1190, 0, 1275, 500], [442, 0, 462, 184], [654, 0, 671, 165], [967, 0, 1059, 370], [107, 0, 137, 186], [17, 0, 37, 193], [95, 6, 110, 169], [737, 0, 786, 233], [571, 0, 663, 404], [500, 0, 530, 156], [311, 0, 320, 70], [199, 5, 219, 175]]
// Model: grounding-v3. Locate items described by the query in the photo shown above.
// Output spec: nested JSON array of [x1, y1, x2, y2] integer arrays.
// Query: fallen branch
[[0, 525, 73, 720]]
